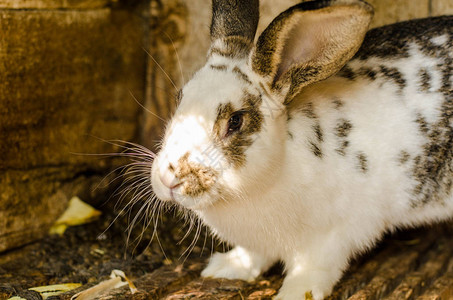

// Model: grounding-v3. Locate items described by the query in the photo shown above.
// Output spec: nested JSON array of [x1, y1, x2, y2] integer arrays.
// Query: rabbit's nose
[[160, 166, 181, 189]]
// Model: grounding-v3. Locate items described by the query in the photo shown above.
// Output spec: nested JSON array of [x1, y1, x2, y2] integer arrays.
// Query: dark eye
[[227, 112, 244, 135]]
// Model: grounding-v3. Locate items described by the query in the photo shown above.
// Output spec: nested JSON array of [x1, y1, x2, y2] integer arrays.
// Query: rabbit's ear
[[209, 0, 259, 59], [251, 0, 373, 104]]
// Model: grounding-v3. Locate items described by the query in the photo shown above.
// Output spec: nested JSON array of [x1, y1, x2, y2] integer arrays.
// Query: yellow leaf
[[49, 197, 101, 235]]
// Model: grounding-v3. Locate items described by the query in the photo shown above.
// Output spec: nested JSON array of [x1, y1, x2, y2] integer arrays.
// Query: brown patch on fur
[[410, 93, 452, 207], [176, 153, 218, 197], [337, 65, 356, 80], [357, 152, 368, 173], [241, 91, 263, 135], [379, 66, 406, 91], [310, 141, 323, 158], [214, 102, 235, 137], [332, 98, 344, 109], [313, 123, 323, 143], [335, 140, 349, 156], [398, 150, 411, 165], [358, 67, 377, 80], [335, 119, 353, 157], [210, 64, 227, 71], [439, 56, 452, 96], [233, 66, 252, 85], [415, 113, 429, 135], [214, 92, 263, 168], [418, 68, 431, 92], [335, 119, 353, 138], [299, 102, 317, 119], [356, 17, 452, 60]]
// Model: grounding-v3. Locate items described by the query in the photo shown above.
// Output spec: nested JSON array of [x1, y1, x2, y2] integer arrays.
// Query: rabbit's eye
[[227, 112, 244, 136]]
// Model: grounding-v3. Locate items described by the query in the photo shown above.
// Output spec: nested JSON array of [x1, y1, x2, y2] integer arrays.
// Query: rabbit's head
[[151, 0, 373, 210]]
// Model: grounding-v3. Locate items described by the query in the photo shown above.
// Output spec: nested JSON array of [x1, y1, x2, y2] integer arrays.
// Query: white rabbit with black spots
[[150, 0, 452, 298]]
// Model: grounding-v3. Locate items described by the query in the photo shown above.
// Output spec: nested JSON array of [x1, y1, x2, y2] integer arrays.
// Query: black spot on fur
[[336, 140, 349, 156], [335, 119, 353, 138], [398, 150, 411, 165], [410, 96, 452, 207], [379, 66, 406, 91], [418, 68, 432, 92], [233, 66, 252, 85], [313, 123, 323, 143], [355, 16, 452, 60], [439, 58, 452, 96], [337, 66, 356, 80], [335, 120, 353, 156], [210, 64, 227, 71], [358, 67, 377, 80], [415, 113, 430, 135], [299, 102, 317, 119], [332, 98, 344, 109], [357, 152, 369, 173], [310, 141, 322, 158]]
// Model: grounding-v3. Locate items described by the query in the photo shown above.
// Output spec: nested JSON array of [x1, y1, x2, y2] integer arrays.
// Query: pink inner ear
[[275, 11, 363, 82]]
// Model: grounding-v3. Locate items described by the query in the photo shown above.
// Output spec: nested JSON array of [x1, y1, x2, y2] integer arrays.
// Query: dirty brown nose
[[175, 154, 218, 197]]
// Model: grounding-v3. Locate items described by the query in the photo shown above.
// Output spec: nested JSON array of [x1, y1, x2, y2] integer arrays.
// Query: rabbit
[[149, 0, 452, 299]]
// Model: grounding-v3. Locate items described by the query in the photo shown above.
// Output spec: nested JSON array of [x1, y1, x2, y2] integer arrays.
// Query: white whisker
[[128, 89, 166, 122], [143, 47, 178, 92]]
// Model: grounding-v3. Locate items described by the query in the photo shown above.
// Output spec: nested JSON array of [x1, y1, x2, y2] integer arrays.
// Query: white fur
[[151, 10, 452, 300]]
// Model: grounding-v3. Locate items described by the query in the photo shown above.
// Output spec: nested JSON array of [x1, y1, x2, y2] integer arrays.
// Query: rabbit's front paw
[[275, 285, 324, 300], [275, 267, 340, 300], [201, 246, 273, 282], [276, 279, 329, 300]]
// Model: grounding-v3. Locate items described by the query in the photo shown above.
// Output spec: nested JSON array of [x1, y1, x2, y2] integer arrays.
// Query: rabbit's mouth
[[151, 153, 222, 210]]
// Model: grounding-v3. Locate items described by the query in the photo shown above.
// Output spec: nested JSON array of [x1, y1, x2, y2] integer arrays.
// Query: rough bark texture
[[0, 3, 147, 252]]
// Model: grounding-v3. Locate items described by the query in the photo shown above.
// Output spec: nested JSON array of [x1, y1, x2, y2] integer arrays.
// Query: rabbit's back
[[290, 16, 452, 221]]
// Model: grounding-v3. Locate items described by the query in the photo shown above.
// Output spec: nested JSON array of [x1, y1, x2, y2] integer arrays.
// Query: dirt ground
[[1, 207, 453, 299]]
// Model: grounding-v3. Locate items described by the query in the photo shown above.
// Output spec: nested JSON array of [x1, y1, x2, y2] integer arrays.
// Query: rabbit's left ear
[[251, 0, 373, 104]]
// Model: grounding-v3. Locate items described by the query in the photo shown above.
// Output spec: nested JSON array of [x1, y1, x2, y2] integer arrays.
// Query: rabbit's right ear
[[251, 0, 373, 104]]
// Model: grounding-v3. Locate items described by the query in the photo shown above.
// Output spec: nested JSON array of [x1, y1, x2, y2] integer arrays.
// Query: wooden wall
[[0, 0, 148, 252]]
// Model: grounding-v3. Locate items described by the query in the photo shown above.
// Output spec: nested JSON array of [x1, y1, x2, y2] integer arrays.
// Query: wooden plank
[[0, 0, 110, 9], [430, 0, 453, 16], [366, 0, 430, 28], [384, 237, 453, 300], [416, 271, 453, 300], [347, 235, 436, 300], [0, 7, 146, 252]]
